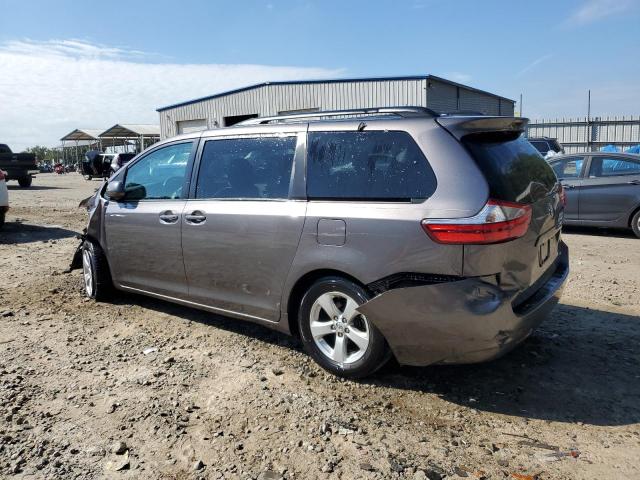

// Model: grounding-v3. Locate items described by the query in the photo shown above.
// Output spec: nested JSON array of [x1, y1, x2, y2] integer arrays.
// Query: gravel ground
[[0, 173, 639, 480]]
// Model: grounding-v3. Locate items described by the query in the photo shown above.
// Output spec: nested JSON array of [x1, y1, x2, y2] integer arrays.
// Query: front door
[[579, 155, 640, 223], [181, 133, 306, 322], [550, 156, 585, 220], [105, 140, 195, 297]]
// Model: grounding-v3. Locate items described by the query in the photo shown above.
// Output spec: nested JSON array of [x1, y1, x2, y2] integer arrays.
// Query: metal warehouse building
[[157, 75, 515, 139]]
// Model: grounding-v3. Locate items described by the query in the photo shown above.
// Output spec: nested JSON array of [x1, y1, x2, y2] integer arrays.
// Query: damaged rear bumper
[[359, 243, 569, 366]]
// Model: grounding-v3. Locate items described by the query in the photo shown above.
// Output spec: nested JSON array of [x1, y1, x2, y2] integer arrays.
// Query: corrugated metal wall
[[425, 79, 458, 113], [159, 79, 514, 138], [527, 117, 640, 153]]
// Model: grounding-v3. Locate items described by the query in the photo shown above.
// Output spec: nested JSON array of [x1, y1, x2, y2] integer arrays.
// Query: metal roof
[[157, 75, 515, 112], [99, 124, 160, 138], [60, 128, 103, 141]]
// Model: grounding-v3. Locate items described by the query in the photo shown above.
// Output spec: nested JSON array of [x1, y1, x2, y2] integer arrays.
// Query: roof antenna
[[357, 122, 367, 131]]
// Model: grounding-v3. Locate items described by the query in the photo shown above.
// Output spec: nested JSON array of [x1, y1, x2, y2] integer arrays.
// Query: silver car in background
[[78, 107, 569, 378]]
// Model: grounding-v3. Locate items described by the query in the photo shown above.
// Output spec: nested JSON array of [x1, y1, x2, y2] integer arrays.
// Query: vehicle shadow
[[563, 225, 636, 239], [371, 304, 640, 427], [7, 185, 66, 191], [0, 222, 78, 244], [113, 294, 640, 427]]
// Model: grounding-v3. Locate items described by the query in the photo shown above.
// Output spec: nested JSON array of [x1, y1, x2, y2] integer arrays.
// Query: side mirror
[[106, 180, 125, 201]]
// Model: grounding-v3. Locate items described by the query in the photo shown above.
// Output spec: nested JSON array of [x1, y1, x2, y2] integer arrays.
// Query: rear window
[[529, 140, 549, 153], [464, 133, 558, 203], [307, 131, 436, 201], [590, 157, 640, 177]]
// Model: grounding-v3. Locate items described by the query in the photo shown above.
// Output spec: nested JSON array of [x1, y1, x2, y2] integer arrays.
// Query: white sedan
[[0, 169, 8, 228]]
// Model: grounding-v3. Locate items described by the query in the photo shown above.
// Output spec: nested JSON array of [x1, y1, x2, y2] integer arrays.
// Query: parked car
[[0, 144, 38, 187], [0, 169, 8, 228], [76, 107, 568, 378], [549, 152, 640, 237], [528, 137, 564, 158]]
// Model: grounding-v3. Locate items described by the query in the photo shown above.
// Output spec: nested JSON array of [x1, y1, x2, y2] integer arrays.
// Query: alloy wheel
[[82, 249, 94, 297], [309, 291, 370, 364]]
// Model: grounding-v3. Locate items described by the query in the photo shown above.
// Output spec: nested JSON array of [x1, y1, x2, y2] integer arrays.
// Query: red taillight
[[558, 184, 567, 206], [0, 170, 5, 181], [422, 199, 532, 245]]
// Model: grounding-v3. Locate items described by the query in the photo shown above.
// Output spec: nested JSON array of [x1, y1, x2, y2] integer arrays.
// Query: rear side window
[[589, 157, 640, 177], [307, 131, 436, 201], [196, 136, 296, 199], [551, 157, 584, 179], [464, 134, 558, 203]]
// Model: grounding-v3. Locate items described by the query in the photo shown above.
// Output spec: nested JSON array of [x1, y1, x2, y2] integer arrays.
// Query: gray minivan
[[78, 108, 569, 378]]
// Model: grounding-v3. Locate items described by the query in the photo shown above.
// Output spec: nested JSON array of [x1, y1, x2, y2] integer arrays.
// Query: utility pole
[[520, 93, 523, 117], [587, 90, 592, 151]]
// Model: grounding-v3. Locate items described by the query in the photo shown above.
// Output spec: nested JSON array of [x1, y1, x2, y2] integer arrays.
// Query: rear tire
[[18, 176, 32, 188], [298, 276, 389, 379], [631, 209, 640, 239], [82, 240, 113, 301]]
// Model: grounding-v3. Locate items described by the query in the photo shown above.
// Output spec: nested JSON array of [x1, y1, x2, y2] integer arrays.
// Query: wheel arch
[[286, 269, 370, 337], [628, 204, 640, 228]]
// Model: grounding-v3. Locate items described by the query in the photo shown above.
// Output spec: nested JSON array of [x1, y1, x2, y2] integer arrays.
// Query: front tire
[[298, 277, 389, 378], [18, 176, 32, 188], [632, 209, 640, 239], [82, 240, 113, 301]]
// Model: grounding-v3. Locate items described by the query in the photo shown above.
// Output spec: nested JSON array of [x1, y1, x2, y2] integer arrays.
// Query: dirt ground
[[1, 173, 638, 480]]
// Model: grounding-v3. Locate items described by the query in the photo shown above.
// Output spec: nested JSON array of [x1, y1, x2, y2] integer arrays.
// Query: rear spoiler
[[436, 116, 529, 141]]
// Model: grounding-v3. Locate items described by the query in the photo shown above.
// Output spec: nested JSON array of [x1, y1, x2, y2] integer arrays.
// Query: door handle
[[185, 210, 206, 225], [159, 210, 179, 224], [627, 180, 640, 185]]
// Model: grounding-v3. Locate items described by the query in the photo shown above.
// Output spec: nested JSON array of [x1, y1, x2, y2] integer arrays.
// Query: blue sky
[[1, 0, 639, 149]]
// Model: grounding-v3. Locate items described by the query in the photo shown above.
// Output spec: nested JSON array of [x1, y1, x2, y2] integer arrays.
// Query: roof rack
[[236, 106, 439, 125]]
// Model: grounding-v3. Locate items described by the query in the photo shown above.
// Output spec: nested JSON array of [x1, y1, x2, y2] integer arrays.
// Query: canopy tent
[[60, 128, 104, 143], [99, 124, 160, 153], [59, 128, 105, 166]]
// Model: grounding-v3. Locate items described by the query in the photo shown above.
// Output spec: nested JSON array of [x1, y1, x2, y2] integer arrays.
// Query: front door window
[[124, 142, 192, 200]]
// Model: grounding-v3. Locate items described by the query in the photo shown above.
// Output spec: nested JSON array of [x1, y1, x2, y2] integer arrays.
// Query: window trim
[[305, 129, 437, 203], [112, 139, 198, 203], [189, 133, 301, 201]]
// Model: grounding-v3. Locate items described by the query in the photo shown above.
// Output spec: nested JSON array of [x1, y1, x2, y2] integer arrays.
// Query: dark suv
[[528, 137, 564, 157], [78, 107, 569, 378]]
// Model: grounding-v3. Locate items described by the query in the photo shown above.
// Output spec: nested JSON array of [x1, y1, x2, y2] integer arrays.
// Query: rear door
[[549, 156, 586, 220], [579, 155, 640, 224], [181, 130, 307, 322]]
